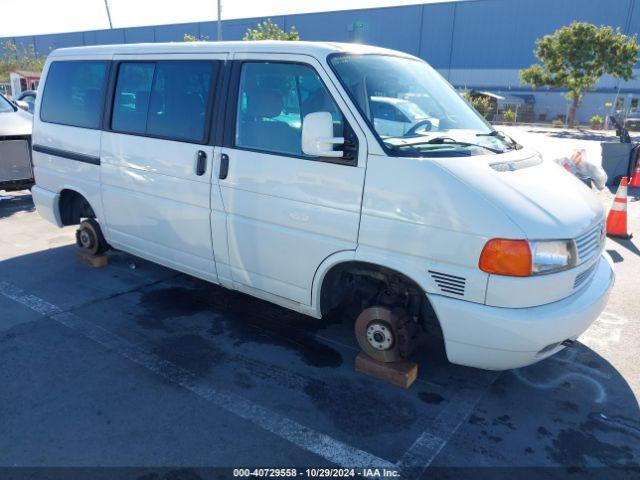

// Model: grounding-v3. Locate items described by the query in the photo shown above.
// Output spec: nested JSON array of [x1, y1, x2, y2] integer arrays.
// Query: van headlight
[[530, 240, 576, 274], [479, 238, 576, 277]]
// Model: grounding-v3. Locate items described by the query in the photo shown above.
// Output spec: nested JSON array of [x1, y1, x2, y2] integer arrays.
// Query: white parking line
[[0, 281, 394, 468], [2, 279, 497, 471], [396, 378, 499, 476]]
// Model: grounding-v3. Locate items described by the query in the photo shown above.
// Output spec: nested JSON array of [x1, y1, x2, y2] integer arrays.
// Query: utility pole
[[104, 0, 114, 29], [216, 0, 222, 40]]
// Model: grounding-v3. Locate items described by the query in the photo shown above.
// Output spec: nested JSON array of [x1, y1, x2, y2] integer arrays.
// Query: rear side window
[[111, 60, 216, 143], [111, 63, 154, 135], [40, 61, 108, 129]]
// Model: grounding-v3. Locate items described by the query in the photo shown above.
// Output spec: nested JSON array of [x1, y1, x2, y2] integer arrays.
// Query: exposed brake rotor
[[354, 306, 417, 363]]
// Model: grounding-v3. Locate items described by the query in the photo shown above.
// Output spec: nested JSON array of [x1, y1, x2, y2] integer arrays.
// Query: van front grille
[[574, 263, 597, 289], [429, 270, 466, 296], [575, 223, 603, 264]]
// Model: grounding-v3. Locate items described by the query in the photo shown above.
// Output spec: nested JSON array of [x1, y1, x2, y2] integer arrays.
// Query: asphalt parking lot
[[1, 129, 639, 479]]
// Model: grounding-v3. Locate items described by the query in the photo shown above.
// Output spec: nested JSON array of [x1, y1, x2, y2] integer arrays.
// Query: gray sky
[[0, 0, 462, 37]]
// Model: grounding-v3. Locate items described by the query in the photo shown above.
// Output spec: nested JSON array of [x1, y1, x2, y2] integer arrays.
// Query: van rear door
[[100, 55, 226, 283]]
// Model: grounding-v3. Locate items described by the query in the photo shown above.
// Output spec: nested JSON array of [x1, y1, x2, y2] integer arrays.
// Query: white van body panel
[[219, 153, 363, 304], [30, 185, 61, 227], [98, 52, 227, 284], [436, 151, 605, 239], [31, 55, 109, 230], [432, 253, 614, 370], [430, 149, 607, 307], [358, 152, 521, 305], [100, 137, 218, 283], [210, 146, 233, 289], [220, 52, 368, 306], [30, 41, 614, 371]]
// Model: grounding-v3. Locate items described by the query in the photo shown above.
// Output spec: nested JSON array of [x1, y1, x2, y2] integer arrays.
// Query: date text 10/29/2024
[[233, 468, 401, 477]]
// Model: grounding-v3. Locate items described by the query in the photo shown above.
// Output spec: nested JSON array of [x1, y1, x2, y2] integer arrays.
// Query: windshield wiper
[[387, 136, 503, 154], [476, 130, 521, 149], [475, 130, 500, 137]]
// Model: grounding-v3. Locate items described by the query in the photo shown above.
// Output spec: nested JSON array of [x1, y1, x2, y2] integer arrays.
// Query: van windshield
[[329, 54, 518, 156]]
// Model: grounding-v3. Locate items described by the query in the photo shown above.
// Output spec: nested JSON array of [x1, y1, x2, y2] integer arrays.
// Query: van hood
[[433, 148, 605, 239], [0, 109, 33, 136]]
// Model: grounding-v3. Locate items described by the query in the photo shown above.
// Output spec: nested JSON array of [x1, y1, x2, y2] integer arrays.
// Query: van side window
[[235, 62, 344, 157], [40, 61, 108, 129], [111, 61, 216, 143], [112, 63, 154, 135], [147, 62, 214, 142]]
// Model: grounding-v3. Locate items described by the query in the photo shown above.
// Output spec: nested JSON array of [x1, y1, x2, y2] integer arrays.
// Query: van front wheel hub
[[366, 323, 394, 350], [355, 306, 415, 363]]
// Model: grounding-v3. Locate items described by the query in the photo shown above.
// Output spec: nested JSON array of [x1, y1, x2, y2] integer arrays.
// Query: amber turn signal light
[[479, 239, 532, 277]]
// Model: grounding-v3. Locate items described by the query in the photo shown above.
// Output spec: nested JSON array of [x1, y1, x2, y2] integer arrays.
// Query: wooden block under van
[[76, 250, 108, 268], [355, 352, 418, 389]]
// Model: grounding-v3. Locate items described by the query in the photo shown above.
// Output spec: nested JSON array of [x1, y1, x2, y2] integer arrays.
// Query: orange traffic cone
[[606, 177, 632, 239], [629, 155, 640, 188]]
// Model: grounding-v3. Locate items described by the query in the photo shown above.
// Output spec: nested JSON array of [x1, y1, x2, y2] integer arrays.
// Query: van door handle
[[196, 150, 207, 176], [219, 153, 229, 180]]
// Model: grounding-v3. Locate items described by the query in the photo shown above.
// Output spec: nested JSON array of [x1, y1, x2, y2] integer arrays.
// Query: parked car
[[624, 112, 640, 132], [0, 92, 33, 192], [15, 90, 37, 114], [370, 96, 440, 137], [31, 42, 614, 370]]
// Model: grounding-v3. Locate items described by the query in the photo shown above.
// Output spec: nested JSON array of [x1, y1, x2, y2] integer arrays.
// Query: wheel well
[[59, 189, 95, 226], [319, 261, 441, 335]]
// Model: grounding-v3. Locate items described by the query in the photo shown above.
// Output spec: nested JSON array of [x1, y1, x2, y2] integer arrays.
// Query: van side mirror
[[16, 100, 30, 112], [301, 112, 344, 158]]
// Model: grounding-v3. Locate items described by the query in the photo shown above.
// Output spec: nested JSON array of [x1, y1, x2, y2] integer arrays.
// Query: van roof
[[49, 41, 415, 59]]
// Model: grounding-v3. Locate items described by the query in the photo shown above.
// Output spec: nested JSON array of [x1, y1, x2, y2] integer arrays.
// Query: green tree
[[183, 33, 209, 42], [590, 114, 604, 129], [503, 109, 516, 123], [461, 90, 492, 119], [520, 22, 639, 128], [243, 19, 299, 41], [0, 41, 47, 83]]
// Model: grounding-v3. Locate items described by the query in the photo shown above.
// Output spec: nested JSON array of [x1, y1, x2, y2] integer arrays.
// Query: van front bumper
[[31, 185, 62, 227], [429, 253, 615, 370]]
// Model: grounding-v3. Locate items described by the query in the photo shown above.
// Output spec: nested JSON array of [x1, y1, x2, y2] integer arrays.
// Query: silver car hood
[[0, 109, 33, 136]]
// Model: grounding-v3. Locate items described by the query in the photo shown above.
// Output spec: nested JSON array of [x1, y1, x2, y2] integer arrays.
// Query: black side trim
[[428, 270, 466, 281], [33, 145, 101, 166], [222, 60, 242, 148], [212, 59, 232, 147]]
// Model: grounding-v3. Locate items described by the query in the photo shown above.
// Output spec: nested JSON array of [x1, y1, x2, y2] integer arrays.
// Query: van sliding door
[[100, 55, 226, 283]]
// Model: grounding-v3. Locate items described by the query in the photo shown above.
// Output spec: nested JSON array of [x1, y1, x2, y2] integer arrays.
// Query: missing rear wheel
[[76, 218, 108, 256]]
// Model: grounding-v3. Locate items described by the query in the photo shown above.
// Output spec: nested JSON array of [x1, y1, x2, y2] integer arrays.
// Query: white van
[[31, 41, 614, 370]]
